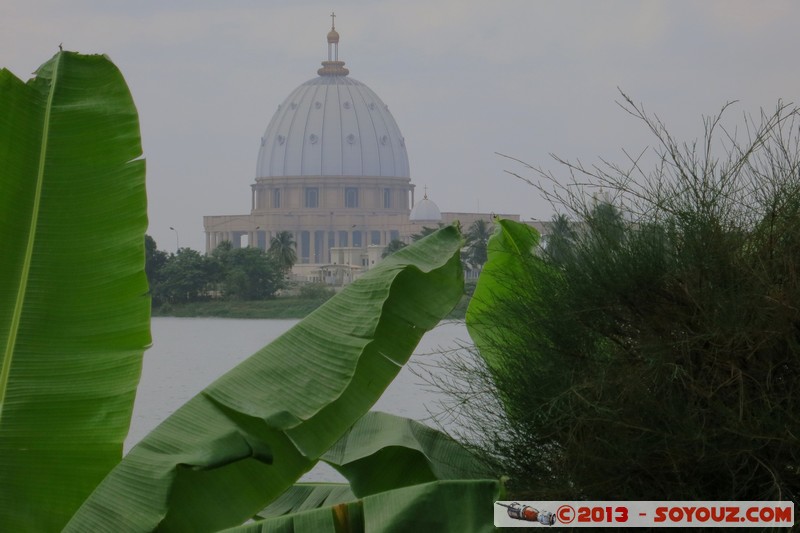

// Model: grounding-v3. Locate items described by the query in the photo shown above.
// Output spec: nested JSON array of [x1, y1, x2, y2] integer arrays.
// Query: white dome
[[409, 197, 441, 222], [256, 75, 410, 178]]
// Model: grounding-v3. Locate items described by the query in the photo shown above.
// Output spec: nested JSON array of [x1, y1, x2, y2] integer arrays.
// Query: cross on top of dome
[[319, 12, 349, 76], [327, 12, 339, 43]]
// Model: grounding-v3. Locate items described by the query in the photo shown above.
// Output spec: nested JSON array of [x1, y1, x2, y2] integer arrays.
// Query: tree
[[210, 239, 234, 259], [268, 231, 297, 274], [410, 224, 443, 242], [452, 97, 800, 503], [144, 235, 169, 304], [463, 219, 492, 269], [212, 244, 282, 300], [381, 239, 407, 258], [157, 248, 213, 303], [543, 213, 575, 265]]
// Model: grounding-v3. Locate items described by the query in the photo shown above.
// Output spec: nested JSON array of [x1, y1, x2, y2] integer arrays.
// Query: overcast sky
[[3, 1, 798, 251]]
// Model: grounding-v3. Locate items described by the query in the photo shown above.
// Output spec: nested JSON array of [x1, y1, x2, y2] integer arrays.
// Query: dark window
[[300, 231, 310, 263], [345, 187, 359, 208], [273, 188, 281, 208], [371, 231, 381, 245], [338, 231, 348, 247], [390, 230, 400, 242], [305, 187, 319, 208], [383, 188, 391, 209], [314, 231, 324, 263], [352, 231, 362, 248]]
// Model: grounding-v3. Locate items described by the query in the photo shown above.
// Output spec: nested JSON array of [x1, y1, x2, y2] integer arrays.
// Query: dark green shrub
[[446, 98, 800, 502], [298, 282, 336, 301]]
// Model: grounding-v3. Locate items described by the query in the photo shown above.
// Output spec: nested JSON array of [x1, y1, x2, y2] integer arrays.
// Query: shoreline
[[152, 293, 470, 320]]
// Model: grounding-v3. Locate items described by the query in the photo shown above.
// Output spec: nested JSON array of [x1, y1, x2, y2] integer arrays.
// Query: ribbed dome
[[256, 75, 410, 178], [409, 197, 441, 222]]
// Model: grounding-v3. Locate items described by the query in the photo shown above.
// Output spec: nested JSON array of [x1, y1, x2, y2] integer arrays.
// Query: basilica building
[[203, 18, 529, 283]]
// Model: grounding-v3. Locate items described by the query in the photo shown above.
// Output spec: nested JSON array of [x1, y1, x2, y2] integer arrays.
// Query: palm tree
[[410, 223, 444, 242], [545, 213, 576, 266], [268, 231, 297, 274], [464, 219, 492, 269], [382, 239, 407, 258]]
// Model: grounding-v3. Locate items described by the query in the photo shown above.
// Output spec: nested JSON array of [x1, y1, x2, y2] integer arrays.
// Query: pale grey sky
[[2, 1, 798, 251]]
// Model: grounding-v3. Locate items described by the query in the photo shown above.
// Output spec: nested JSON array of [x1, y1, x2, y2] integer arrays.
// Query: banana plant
[[466, 217, 542, 374], [0, 51, 149, 531], [233, 412, 499, 532], [65, 223, 469, 532], [1, 51, 499, 532], [230, 479, 500, 533]]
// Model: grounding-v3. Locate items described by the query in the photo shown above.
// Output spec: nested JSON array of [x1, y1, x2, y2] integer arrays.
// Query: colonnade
[[206, 227, 400, 265]]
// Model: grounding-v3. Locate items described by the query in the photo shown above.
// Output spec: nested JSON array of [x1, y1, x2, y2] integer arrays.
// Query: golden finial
[[320, 11, 348, 75], [327, 11, 340, 44]]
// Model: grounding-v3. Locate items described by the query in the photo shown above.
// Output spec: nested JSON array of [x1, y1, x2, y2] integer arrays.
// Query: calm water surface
[[126, 317, 470, 480]]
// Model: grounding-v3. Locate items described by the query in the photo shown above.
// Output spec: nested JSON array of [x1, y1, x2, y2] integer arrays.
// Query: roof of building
[[409, 193, 442, 222], [255, 22, 410, 179]]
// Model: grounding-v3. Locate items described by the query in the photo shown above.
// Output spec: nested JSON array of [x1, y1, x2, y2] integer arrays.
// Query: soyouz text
[[494, 501, 795, 528]]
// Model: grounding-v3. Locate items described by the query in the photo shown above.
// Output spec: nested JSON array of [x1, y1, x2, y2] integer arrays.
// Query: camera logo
[[496, 502, 556, 525]]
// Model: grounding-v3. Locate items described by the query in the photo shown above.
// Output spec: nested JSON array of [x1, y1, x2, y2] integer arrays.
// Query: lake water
[[126, 317, 471, 481]]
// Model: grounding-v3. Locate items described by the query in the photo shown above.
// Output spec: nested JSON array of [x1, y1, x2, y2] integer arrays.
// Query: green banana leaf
[[321, 411, 491, 498], [66, 227, 464, 532], [225, 500, 361, 533], [257, 483, 356, 518], [0, 52, 149, 531], [245, 411, 497, 532], [255, 411, 491, 518], [224, 480, 500, 533], [465, 218, 541, 373], [362, 479, 498, 533]]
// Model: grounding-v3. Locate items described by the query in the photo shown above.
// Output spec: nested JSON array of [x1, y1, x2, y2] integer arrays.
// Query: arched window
[[305, 187, 319, 208], [345, 187, 358, 208]]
